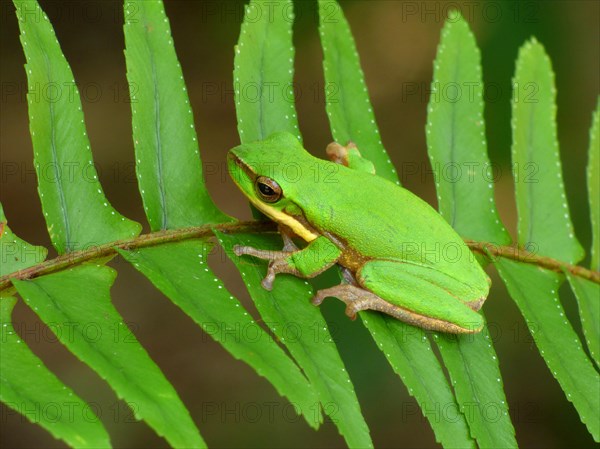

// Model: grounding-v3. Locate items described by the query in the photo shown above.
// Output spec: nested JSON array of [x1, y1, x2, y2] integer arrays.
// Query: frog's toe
[[311, 291, 326, 306], [325, 141, 348, 165], [261, 271, 275, 291], [344, 305, 358, 320], [232, 244, 245, 256], [312, 285, 374, 320], [262, 258, 303, 290], [234, 245, 280, 260], [311, 285, 352, 307]]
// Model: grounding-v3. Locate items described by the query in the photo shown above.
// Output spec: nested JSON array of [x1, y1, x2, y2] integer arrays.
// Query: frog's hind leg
[[355, 260, 486, 333], [311, 284, 477, 333]]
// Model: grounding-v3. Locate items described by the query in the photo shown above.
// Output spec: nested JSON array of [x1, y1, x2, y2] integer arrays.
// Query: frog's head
[[228, 131, 318, 241]]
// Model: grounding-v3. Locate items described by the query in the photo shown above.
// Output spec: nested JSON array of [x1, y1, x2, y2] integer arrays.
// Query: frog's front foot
[[233, 243, 301, 291]]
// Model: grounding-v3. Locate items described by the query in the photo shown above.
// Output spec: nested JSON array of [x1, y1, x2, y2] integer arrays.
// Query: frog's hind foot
[[312, 284, 478, 333], [325, 141, 356, 166], [312, 284, 387, 320], [325, 141, 376, 174]]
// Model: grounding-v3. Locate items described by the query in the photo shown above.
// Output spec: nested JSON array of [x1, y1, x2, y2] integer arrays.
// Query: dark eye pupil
[[255, 176, 281, 203], [259, 183, 274, 196]]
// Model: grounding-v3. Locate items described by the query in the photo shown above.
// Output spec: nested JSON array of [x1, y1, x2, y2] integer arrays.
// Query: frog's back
[[294, 159, 479, 278]]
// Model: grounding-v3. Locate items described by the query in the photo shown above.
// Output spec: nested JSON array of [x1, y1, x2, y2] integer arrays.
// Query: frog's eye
[[255, 176, 282, 203]]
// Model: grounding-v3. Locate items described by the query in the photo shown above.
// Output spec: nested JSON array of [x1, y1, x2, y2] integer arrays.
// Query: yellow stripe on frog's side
[[248, 196, 318, 242]]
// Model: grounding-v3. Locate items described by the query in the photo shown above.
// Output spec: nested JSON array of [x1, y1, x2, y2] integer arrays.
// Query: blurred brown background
[[1, 0, 598, 448]]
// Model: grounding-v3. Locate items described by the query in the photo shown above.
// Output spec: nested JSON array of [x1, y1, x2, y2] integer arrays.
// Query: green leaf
[[234, 0, 301, 143], [318, 0, 399, 184], [118, 240, 320, 427], [360, 314, 475, 449], [511, 38, 584, 263], [12, 265, 206, 449], [13, 0, 140, 254], [1, 203, 47, 275], [425, 11, 510, 244], [425, 13, 516, 447], [566, 273, 600, 369], [588, 99, 599, 271], [1, 295, 111, 449], [494, 260, 600, 441], [434, 328, 517, 448], [506, 40, 599, 442], [123, 0, 229, 231], [217, 232, 373, 449]]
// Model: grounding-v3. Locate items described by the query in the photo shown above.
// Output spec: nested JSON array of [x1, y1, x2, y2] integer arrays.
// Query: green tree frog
[[228, 132, 490, 333]]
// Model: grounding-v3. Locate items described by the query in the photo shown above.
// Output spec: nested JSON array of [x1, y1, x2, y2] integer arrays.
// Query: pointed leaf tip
[[511, 38, 584, 263], [427, 11, 510, 244]]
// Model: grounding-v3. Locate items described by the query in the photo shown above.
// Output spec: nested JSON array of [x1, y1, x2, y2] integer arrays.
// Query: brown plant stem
[[1, 221, 598, 294], [464, 240, 600, 283], [0, 220, 275, 293]]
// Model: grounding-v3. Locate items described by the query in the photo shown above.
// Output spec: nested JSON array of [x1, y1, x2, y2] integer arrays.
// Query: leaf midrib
[[453, 337, 500, 444], [140, 2, 169, 230], [35, 29, 72, 253], [525, 76, 538, 249], [327, 31, 353, 142], [447, 44, 462, 229]]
